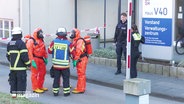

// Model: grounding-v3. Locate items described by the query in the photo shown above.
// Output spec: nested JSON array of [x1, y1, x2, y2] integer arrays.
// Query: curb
[[89, 57, 184, 80]]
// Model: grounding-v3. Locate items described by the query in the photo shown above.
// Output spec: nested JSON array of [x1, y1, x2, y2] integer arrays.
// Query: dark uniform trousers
[[53, 68, 70, 93], [9, 70, 27, 94], [116, 43, 126, 71], [130, 52, 140, 78]]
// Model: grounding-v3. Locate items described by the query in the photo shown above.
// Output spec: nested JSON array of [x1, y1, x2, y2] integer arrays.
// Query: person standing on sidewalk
[[113, 12, 127, 75], [26, 28, 48, 93], [6, 27, 31, 98], [130, 24, 142, 78], [48, 28, 71, 96], [70, 28, 88, 94]]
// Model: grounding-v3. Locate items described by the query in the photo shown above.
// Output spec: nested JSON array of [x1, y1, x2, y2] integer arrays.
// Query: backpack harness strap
[[76, 38, 88, 59]]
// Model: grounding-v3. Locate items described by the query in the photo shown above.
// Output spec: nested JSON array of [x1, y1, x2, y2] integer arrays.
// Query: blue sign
[[142, 18, 172, 46]]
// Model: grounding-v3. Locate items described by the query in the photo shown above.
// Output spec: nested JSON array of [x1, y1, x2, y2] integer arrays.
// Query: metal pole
[[104, 0, 106, 48], [18, 0, 21, 27], [29, 0, 31, 34], [75, 0, 78, 28], [133, 0, 136, 24], [126, 0, 132, 79], [118, 0, 121, 23]]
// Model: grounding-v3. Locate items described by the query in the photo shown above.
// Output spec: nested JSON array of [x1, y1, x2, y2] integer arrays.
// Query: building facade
[[0, 0, 132, 39], [1, 0, 184, 62], [0, 0, 19, 39]]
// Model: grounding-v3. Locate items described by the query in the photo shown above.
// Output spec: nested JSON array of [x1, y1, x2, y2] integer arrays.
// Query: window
[[0, 20, 2, 28], [0, 20, 2, 37], [0, 18, 14, 38], [0, 30, 2, 37]]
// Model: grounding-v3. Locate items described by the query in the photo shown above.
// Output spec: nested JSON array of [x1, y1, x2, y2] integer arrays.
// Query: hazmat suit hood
[[33, 28, 44, 40], [70, 28, 81, 41]]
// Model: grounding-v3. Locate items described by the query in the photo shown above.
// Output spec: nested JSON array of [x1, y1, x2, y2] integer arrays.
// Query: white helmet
[[56, 27, 67, 36], [12, 27, 22, 35]]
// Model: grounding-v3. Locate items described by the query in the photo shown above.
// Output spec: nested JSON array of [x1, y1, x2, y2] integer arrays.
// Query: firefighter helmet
[[12, 27, 22, 35], [56, 28, 67, 36]]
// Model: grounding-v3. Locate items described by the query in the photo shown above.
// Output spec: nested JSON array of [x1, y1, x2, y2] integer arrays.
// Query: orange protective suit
[[70, 28, 88, 92], [26, 28, 48, 91]]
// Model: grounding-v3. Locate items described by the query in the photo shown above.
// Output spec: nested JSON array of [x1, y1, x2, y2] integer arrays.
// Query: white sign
[[142, 0, 172, 18]]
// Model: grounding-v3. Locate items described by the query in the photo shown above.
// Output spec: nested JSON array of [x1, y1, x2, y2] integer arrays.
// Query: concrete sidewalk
[[85, 63, 184, 101], [0, 43, 184, 102]]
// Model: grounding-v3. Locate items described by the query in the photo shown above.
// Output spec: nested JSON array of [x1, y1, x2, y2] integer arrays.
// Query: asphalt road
[[1, 41, 184, 104], [0, 64, 183, 104]]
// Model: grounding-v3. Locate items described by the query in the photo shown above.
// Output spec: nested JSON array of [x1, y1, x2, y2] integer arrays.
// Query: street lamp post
[[104, 0, 106, 48], [74, 0, 77, 28], [29, 0, 31, 35], [118, 0, 121, 23]]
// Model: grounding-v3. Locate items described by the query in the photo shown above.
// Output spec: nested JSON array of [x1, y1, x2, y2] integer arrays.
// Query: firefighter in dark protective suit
[[48, 28, 71, 96], [114, 12, 127, 75], [130, 24, 142, 78], [6, 27, 31, 98]]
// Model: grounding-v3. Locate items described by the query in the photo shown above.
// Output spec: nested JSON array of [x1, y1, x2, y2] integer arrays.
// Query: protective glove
[[73, 60, 77, 67], [31, 60, 37, 68], [44, 58, 48, 65]]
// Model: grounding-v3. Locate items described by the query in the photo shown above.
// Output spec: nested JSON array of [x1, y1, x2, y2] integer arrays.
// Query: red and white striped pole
[[126, 0, 132, 79]]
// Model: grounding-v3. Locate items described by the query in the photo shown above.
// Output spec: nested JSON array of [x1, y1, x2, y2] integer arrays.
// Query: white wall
[[21, 0, 75, 36], [0, 0, 19, 26], [77, 0, 104, 37], [77, 0, 128, 39], [1, 0, 129, 40]]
